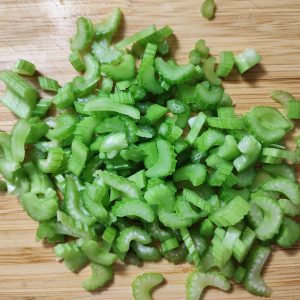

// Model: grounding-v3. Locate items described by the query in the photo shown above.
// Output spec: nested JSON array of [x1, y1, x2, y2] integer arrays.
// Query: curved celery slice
[[80, 240, 117, 265], [195, 128, 225, 153], [155, 57, 196, 84], [102, 54, 136, 81], [132, 272, 164, 300], [175, 195, 202, 220], [243, 246, 272, 297], [163, 242, 188, 264], [94, 8, 121, 38], [133, 242, 162, 262], [84, 96, 140, 119], [11, 119, 31, 163], [96, 170, 141, 199], [186, 271, 230, 300], [37, 147, 64, 173], [233, 135, 261, 172], [116, 25, 156, 49], [202, 57, 221, 85], [70, 17, 94, 52], [63, 176, 95, 225], [82, 263, 113, 291], [137, 43, 164, 94], [173, 164, 206, 186], [253, 196, 283, 241], [158, 207, 194, 229], [182, 189, 212, 213], [146, 221, 174, 242], [216, 135, 240, 160], [112, 198, 155, 222], [193, 82, 224, 110], [276, 217, 300, 248], [69, 51, 85, 72], [216, 51, 234, 77], [116, 226, 152, 253], [57, 210, 96, 240], [21, 191, 58, 222], [144, 183, 175, 209], [278, 199, 300, 217], [262, 178, 300, 205], [234, 49, 261, 74], [247, 106, 292, 144], [145, 139, 176, 178], [55, 242, 88, 272], [262, 164, 296, 182]]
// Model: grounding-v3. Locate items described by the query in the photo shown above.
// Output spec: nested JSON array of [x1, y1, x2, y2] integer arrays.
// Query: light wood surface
[[1, 0, 300, 299]]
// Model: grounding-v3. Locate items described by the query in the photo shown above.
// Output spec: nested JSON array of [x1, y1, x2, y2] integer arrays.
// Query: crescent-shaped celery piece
[[253, 196, 283, 241], [132, 272, 164, 300], [116, 226, 152, 253], [82, 263, 113, 291], [101, 54, 136, 81], [173, 164, 206, 186], [96, 170, 141, 199], [246, 106, 292, 144], [186, 271, 230, 300], [80, 240, 117, 266], [145, 139, 176, 178], [276, 217, 300, 248], [155, 57, 196, 84], [158, 207, 194, 229], [70, 17, 94, 52], [112, 198, 155, 223], [37, 147, 64, 173], [11, 119, 31, 163], [195, 82, 224, 110], [243, 246, 272, 297], [133, 242, 162, 262], [94, 8, 122, 38], [20, 191, 58, 222], [137, 43, 164, 95], [262, 178, 300, 205], [144, 183, 175, 209]]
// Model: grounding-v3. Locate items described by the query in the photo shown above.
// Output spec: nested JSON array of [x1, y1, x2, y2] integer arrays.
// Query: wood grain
[[1, 0, 300, 299]]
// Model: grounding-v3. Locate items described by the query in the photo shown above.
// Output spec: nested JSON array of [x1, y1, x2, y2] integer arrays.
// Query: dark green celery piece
[[186, 271, 230, 300]]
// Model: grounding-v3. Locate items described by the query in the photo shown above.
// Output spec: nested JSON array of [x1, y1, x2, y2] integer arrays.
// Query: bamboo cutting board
[[0, 0, 300, 299]]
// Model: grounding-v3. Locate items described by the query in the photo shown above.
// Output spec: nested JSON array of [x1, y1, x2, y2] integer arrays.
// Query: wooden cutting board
[[0, 0, 300, 299]]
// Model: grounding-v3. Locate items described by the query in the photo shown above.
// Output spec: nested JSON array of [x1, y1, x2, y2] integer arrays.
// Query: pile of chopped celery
[[1, 8, 300, 300]]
